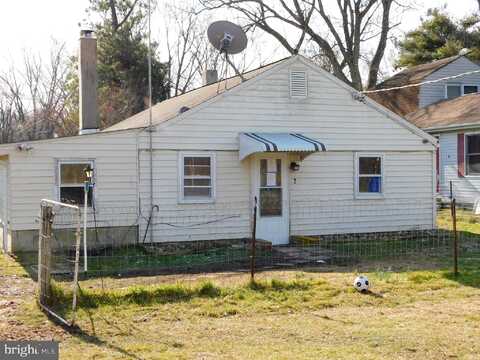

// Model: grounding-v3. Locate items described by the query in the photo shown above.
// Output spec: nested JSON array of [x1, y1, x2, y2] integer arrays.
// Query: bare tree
[[0, 41, 73, 143], [164, 2, 273, 96], [165, 6, 215, 96], [199, 0, 413, 90]]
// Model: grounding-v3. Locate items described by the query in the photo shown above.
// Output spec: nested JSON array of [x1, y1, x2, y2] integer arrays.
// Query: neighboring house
[[0, 32, 436, 253], [370, 55, 480, 204]]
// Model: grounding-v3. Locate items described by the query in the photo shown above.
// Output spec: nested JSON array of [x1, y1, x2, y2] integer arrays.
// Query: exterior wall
[[4, 130, 140, 251], [290, 151, 435, 235], [139, 59, 433, 153], [0, 160, 7, 251], [134, 57, 435, 243], [2, 57, 436, 250], [420, 57, 480, 108], [139, 150, 252, 242], [438, 131, 480, 203], [9, 226, 138, 253]]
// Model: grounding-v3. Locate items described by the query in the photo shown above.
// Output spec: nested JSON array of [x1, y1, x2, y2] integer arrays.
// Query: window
[[259, 159, 282, 216], [464, 85, 479, 95], [466, 134, 480, 175], [446, 84, 461, 99], [290, 70, 307, 98], [58, 161, 93, 206], [180, 153, 215, 202], [356, 154, 383, 197], [446, 84, 479, 99]]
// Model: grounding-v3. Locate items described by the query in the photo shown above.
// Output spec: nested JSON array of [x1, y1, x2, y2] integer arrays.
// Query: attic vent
[[290, 70, 307, 98]]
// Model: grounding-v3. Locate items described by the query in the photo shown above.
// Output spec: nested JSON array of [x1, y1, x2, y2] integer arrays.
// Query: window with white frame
[[466, 134, 480, 175], [446, 84, 479, 100], [180, 153, 215, 201], [356, 154, 383, 196], [58, 160, 94, 206]]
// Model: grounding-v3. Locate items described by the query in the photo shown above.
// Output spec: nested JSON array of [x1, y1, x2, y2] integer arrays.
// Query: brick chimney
[[202, 69, 218, 86], [78, 29, 99, 134]]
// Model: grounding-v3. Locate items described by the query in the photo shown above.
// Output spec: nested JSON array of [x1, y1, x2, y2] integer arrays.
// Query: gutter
[[422, 121, 480, 134]]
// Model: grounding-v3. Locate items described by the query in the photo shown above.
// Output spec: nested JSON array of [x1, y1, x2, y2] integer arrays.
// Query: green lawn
[[2, 210, 480, 359]]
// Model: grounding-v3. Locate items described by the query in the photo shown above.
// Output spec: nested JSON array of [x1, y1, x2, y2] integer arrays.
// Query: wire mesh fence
[[19, 197, 478, 281], [37, 199, 81, 327], [9, 195, 477, 328]]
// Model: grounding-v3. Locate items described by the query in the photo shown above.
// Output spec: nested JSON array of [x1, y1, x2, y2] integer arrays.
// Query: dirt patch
[[0, 255, 67, 341]]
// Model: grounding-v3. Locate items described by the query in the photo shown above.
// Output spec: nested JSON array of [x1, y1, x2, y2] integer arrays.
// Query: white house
[[0, 34, 437, 253], [371, 54, 480, 204]]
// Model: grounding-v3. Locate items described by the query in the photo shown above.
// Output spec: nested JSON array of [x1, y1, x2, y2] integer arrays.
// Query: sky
[[0, 0, 479, 74]]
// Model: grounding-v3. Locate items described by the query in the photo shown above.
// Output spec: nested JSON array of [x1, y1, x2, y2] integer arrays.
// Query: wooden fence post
[[38, 205, 54, 304]]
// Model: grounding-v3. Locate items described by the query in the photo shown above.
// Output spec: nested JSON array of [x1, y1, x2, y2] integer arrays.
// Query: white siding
[[0, 161, 7, 250], [438, 132, 480, 203], [290, 152, 435, 235], [139, 150, 251, 242], [3, 56, 436, 245], [420, 57, 480, 108], [7, 130, 139, 231], [134, 57, 435, 241], [139, 58, 432, 153]]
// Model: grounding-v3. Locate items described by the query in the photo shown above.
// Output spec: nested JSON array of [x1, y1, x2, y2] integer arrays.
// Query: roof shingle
[[405, 93, 480, 129]]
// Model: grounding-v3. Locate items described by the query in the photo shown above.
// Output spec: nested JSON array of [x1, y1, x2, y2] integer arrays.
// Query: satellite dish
[[207, 21, 248, 55]]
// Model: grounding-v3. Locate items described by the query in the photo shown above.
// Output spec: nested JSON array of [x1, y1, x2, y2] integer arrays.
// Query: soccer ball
[[353, 275, 370, 292]]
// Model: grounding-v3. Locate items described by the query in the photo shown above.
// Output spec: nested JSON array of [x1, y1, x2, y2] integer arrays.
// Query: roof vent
[[290, 70, 307, 98], [179, 106, 190, 114]]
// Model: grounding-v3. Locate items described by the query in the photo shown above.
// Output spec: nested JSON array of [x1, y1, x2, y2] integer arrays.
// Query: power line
[[362, 68, 480, 94]]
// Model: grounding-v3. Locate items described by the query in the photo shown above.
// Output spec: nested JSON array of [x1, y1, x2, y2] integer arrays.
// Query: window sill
[[354, 193, 384, 200], [178, 198, 215, 205]]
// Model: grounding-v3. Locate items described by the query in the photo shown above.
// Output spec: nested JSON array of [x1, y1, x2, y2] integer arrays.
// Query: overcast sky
[[0, 0, 479, 74]]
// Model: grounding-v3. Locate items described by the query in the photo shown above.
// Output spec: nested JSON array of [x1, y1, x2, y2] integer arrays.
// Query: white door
[[252, 154, 289, 245]]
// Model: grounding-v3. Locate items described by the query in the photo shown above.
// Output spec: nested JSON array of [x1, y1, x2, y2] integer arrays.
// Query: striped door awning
[[239, 133, 326, 160]]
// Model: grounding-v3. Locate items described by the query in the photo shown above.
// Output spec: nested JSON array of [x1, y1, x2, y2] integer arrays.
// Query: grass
[[4, 210, 480, 358], [86, 245, 270, 274], [6, 247, 480, 359], [437, 207, 480, 233]]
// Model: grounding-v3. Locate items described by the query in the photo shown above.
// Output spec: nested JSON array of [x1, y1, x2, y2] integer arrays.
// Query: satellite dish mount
[[208, 21, 248, 81]]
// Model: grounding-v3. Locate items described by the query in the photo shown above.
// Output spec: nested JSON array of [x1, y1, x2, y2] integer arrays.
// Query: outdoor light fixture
[[84, 164, 94, 183], [82, 164, 94, 273], [290, 161, 300, 171]]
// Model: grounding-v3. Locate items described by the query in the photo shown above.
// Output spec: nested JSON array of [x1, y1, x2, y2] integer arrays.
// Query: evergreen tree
[[69, 0, 169, 129], [396, 8, 480, 68]]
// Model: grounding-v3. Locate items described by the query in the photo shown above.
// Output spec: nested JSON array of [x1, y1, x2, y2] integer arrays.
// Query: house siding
[[438, 131, 480, 203], [138, 59, 433, 152], [6, 130, 139, 232], [290, 151, 435, 235], [135, 57, 435, 242], [138, 150, 251, 242], [420, 57, 480, 108]]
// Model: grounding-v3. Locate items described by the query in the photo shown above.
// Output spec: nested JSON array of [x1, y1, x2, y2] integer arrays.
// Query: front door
[[252, 154, 289, 245]]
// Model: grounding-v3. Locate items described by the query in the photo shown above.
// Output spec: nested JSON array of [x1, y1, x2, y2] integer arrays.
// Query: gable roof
[[104, 54, 435, 145], [103, 57, 289, 132], [405, 93, 480, 130], [367, 55, 464, 117]]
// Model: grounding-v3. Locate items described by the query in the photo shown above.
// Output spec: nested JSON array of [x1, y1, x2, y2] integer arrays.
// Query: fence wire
[[8, 199, 471, 281]]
